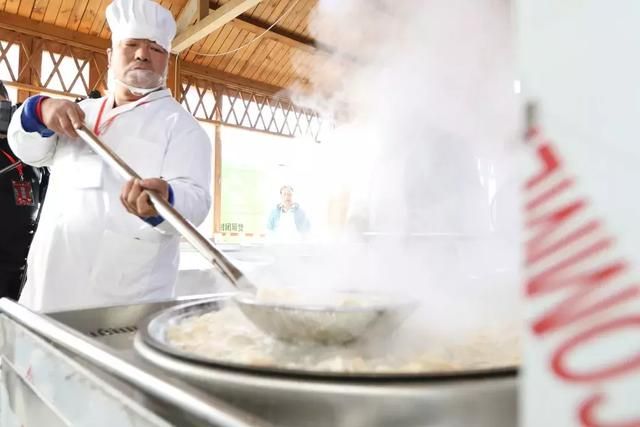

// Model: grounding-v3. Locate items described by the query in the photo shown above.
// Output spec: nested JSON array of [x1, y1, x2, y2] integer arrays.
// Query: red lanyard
[[0, 149, 23, 179], [93, 98, 151, 136], [93, 98, 110, 136]]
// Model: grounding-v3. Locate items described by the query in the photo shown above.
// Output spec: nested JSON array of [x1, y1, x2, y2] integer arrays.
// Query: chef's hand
[[40, 98, 86, 138], [120, 178, 169, 219]]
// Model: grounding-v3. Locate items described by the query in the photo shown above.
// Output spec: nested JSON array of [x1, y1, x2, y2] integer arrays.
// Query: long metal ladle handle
[[76, 124, 254, 292]]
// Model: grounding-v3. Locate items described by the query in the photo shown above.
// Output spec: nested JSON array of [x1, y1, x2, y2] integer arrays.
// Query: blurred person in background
[[0, 81, 49, 300], [266, 185, 310, 242]]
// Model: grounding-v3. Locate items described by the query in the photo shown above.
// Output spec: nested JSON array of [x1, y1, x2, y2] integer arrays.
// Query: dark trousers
[[0, 267, 25, 300]]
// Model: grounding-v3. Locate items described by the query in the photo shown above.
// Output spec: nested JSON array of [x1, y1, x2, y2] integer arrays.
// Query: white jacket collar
[[102, 89, 172, 122]]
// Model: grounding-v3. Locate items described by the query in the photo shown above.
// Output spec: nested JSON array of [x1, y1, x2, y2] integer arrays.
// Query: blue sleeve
[[21, 96, 54, 137], [266, 207, 278, 231], [143, 185, 174, 227], [296, 208, 311, 233]]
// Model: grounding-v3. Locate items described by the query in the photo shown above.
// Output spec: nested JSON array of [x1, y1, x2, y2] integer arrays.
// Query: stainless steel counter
[[0, 296, 518, 427], [0, 297, 269, 427]]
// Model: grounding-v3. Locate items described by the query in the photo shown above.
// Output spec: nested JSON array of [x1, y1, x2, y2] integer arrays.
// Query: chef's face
[[108, 39, 168, 89]]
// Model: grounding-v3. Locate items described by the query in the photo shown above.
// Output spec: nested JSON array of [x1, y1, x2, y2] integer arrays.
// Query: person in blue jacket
[[266, 185, 310, 239]]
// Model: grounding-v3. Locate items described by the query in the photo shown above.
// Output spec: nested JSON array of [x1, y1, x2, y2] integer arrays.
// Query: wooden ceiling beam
[[172, 0, 264, 54], [208, 1, 331, 56], [231, 15, 318, 55], [175, 0, 209, 33]]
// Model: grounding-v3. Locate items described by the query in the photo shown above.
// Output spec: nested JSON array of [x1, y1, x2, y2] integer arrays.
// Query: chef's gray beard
[[107, 68, 167, 96]]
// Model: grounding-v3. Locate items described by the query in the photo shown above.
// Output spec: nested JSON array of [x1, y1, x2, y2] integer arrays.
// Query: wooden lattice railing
[[180, 76, 324, 140], [0, 28, 107, 101]]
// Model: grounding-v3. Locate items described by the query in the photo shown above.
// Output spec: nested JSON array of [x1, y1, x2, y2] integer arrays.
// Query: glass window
[[0, 41, 19, 102], [41, 50, 89, 95], [0, 41, 19, 82]]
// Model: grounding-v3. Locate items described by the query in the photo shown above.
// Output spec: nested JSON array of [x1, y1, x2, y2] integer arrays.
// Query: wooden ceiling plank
[[269, 0, 309, 32], [55, 0, 77, 27], [274, 58, 297, 87], [250, 0, 276, 21], [217, 46, 250, 75], [233, 0, 264, 18], [77, 0, 99, 34], [265, 48, 293, 85], [172, 0, 263, 53], [0, 10, 110, 52], [193, 20, 229, 62], [225, 29, 263, 75], [95, 0, 119, 39], [176, 0, 208, 33], [88, 0, 110, 36], [240, 39, 275, 78], [249, 41, 285, 82], [252, 0, 295, 42], [223, 29, 256, 72], [210, 26, 248, 69], [202, 25, 240, 67], [236, 37, 269, 76], [98, 19, 111, 39], [66, 0, 89, 31], [240, 0, 267, 19], [239, 37, 276, 79], [4, 0, 20, 15], [268, 41, 306, 86], [17, 0, 35, 18], [198, 25, 233, 66], [289, 0, 314, 37], [182, 35, 208, 63], [252, 57, 283, 87], [192, 32, 220, 65], [29, 0, 48, 21], [43, 0, 64, 24], [262, 43, 292, 83], [270, 48, 297, 87], [183, 33, 209, 62]]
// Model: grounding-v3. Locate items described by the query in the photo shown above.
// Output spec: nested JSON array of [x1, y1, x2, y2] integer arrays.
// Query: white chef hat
[[106, 0, 176, 52]]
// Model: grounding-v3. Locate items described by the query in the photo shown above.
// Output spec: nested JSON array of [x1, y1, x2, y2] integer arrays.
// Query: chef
[[7, 0, 211, 312]]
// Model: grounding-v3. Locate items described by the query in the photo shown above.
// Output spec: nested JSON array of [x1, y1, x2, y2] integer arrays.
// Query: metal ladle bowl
[[77, 125, 414, 345], [235, 290, 416, 344]]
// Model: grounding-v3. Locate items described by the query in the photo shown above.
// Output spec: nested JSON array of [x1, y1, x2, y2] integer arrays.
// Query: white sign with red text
[[518, 1, 640, 426]]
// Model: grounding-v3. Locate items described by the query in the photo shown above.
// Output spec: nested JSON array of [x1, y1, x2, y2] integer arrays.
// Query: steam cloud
[[248, 0, 522, 347]]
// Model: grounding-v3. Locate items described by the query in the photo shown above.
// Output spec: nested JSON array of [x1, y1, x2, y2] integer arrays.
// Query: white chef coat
[[7, 89, 211, 312], [274, 210, 301, 243]]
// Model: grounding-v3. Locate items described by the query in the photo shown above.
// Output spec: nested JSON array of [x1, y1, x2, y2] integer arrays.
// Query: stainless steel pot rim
[[138, 294, 518, 381]]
